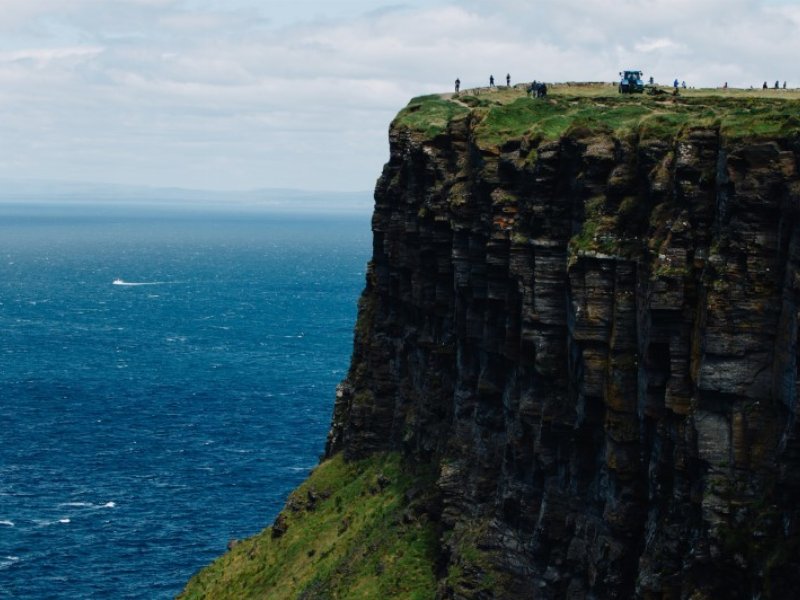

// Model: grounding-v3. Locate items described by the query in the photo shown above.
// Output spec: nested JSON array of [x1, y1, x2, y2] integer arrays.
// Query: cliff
[[182, 86, 800, 599]]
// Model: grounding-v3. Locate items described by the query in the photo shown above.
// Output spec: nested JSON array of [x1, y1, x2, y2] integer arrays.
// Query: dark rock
[[306, 489, 318, 511], [377, 473, 391, 490], [324, 110, 800, 598], [271, 513, 288, 539], [338, 518, 350, 534]]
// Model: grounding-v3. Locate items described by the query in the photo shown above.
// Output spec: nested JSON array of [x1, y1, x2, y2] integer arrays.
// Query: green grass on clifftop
[[391, 83, 800, 145], [179, 453, 438, 600], [393, 94, 469, 137]]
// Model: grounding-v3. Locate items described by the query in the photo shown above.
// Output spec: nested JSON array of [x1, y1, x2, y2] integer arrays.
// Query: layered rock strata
[[326, 100, 800, 598]]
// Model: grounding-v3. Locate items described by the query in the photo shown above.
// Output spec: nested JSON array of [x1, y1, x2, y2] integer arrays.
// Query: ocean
[[0, 202, 371, 599]]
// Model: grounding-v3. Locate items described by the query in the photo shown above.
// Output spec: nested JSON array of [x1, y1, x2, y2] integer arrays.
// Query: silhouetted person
[[506, 73, 511, 87], [763, 81, 768, 89], [775, 80, 780, 89], [455, 78, 460, 93], [673, 78, 679, 89], [784, 81, 787, 89], [682, 81, 686, 89], [649, 76, 654, 85], [490, 75, 494, 87]]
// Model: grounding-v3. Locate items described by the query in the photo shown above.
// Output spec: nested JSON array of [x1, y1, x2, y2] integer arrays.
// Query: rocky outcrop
[[326, 100, 800, 598]]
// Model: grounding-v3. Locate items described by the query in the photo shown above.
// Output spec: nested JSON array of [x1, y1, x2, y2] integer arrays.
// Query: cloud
[[0, 1, 798, 191], [0, 46, 104, 65], [634, 38, 684, 54]]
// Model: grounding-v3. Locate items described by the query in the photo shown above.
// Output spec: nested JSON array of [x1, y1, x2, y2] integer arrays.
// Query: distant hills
[[0, 179, 373, 214]]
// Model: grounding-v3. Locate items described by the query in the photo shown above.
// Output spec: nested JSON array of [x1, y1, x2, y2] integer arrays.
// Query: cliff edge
[[182, 85, 800, 599]]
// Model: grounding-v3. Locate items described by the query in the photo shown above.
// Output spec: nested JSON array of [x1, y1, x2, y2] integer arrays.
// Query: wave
[[57, 501, 115, 509], [0, 520, 14, 527], [113, 278, 167, 286], [33, 517, 71, 527], [0, 556, 20, 570]]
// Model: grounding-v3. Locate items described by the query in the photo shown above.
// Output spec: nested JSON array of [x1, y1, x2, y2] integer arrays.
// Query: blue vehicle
[[619, 70, 645, 94]]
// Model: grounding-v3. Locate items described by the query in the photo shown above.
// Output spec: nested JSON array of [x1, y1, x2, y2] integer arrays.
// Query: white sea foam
[[0, 520, 14, 527], [112, 279, 167, 286], [34, 518, 69, 527], [0, 556, 20, 570], [57, 501, 116, 510]]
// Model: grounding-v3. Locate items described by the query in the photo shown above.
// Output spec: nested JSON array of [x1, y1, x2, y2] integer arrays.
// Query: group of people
[[528, 81, 548, 98], [454, 74, 548, 98], [454, 73, 513, 93], [488, 74, 512, 87], [650, 78, 790, 92], [453, 76, 792, 97]]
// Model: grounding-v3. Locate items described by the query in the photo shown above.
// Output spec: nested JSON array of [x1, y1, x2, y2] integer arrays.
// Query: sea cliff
[[182, 85, 800, 599]]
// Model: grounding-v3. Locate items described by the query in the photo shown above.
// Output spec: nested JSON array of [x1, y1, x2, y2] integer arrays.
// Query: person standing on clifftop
[[506, 73, 511, 87], [673, 78, 679, 89], [489, 75, 494, 87], [455, 78, 460, 93]]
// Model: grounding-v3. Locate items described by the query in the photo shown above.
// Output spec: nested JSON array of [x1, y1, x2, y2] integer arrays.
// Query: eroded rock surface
[[327, 109, 800, 598]]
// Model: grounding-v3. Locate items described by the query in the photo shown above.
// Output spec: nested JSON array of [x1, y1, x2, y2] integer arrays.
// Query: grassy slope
[[180, 453, 438, 600]]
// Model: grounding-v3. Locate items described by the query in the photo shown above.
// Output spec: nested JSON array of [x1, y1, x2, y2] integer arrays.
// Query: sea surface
[[0, 202, 371, 599]]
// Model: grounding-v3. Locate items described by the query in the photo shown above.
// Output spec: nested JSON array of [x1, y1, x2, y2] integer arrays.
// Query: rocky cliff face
[[326, 95, 800, 598]]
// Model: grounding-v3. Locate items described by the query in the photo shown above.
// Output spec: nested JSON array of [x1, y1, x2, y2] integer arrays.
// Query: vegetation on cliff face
[[393, 94, 470, 137], [180, 453, 439, 600]]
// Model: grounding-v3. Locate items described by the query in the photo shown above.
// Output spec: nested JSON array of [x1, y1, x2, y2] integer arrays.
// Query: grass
[[179, 453, 438, 600], [393, 94, 469, 137], [391, 83, 800, 145], [441, 518, 515, 597]]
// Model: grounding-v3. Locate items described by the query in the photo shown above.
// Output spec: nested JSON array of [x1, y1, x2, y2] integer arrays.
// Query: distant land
[[0, 179, 373, 214]]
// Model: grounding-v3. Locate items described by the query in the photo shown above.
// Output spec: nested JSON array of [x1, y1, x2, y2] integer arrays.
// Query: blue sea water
[[0, 202, 371, 599]]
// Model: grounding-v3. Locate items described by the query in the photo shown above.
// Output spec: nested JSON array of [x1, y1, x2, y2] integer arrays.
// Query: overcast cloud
[[0, 0, 797, 192]]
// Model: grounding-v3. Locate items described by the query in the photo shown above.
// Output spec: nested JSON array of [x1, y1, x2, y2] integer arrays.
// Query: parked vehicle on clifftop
[[619, 70, 645, 93]]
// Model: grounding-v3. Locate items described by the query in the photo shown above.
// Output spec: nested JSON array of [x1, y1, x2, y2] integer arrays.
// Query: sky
[[0, 0, 798, 193]]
